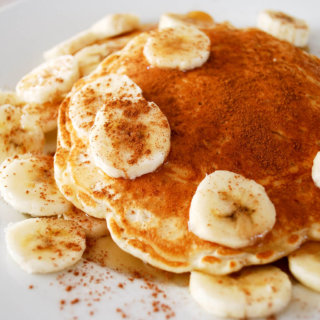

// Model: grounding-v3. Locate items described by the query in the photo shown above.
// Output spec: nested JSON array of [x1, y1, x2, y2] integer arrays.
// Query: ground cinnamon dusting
[[51, 252, 177, 319]]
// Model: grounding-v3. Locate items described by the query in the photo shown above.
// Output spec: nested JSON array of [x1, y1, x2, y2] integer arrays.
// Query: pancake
[[54, 23, 320, 274]]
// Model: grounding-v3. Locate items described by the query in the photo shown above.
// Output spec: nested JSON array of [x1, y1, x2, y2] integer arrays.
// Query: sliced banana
[[20, 101, 59, 133], [69, 74, 143, 140], [74, 34, 136, 76], [257, 10, 309, 47], [0, 104, 44, 163], [75, 43, 114, 76], [90, 13, 139, 39], [190, 266, 292, 319], [0, 154, 71, 216], [44, 13, 140, 60], [0, 104, 22, 134], [312, 151, 320, 188], [63, 206, 109, 238], [0, 90, 24, 106], [159, 11, 214, 30], [89, 96, 171, 179], [16, 55, 79, 104], [143, 24, 210, 71], [0, 90, 58, 133], [189, 170, 276, 248], [5, 217, 86, 274], [289, 242, 320, 293]]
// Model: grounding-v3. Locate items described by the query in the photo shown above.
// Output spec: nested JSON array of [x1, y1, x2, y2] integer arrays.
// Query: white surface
[[0, 0, 320, 319]]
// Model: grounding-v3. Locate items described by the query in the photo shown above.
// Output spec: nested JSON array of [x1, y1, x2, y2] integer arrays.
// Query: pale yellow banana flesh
[[257, 10, 309, 47], [159, 11, 214, 30], [190, 266, 292, 318], [0, 154, 71, 216], [5, 218, 86, 274], [16, 55, 79, 104], [143, 24, 210, 71], [289, 242, 320, 293], [0, 104, 44, 164], [189, 170, 276, 248], [44, 13, 140, 60]]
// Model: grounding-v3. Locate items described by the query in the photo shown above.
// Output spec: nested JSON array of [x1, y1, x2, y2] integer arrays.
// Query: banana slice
[[20, 101, 59, 133], [289, 242, 320, 292], [189, 170, 276, 248], [89, 95, 171, 179], [0, 90, 24, 106], [159, 11, 214, 30], [0, 104, 22, 134], [44, 13, 140, 60], [312, 151, 320, 188], [63, 206, 109, 238], [75, 43, 114, 76], [74, 33, 137, 76], [0, 91, 58, 133], [0, 104, 44, 163], [5, 217, 86, 274], [0, 154, 71, 216], [257, 10, 309, 47], [90, 13, 139, 39], [69, 74, 143, 140], [16, 55, 79, 104], [143, 24, 210, 71], [190, 266, 292, 319]]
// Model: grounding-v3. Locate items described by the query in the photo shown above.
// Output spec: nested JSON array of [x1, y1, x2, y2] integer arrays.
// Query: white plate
[[1, 0, 320, 319]]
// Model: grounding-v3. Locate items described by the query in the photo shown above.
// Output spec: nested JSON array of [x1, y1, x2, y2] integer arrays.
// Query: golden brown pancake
[[54, 24, 320, 274]]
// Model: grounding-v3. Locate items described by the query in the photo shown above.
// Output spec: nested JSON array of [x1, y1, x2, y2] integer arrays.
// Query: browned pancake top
[[57, 25, 320, 272]]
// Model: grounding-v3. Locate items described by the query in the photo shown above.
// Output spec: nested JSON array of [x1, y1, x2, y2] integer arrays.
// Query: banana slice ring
[[68, 74, 143, 140], [44, 13, 140, 60], [189, 170, 276, 248], [0, 154, 71, 216], [89, 97, 171, 179], [143, 24, 210, 71], [312, 151, 320, 188], [159, 11, 215, 30], [257, 10, 309, 47], [0, 104, 44, 164], [5, 218, 86, 274], [289, 242, 320, 293], [16, 55, 79, 104], [190, 266, 292, 318]]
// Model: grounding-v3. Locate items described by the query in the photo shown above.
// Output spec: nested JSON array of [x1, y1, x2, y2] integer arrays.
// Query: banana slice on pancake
[[190, 266, 292, 318], [69, 74, 143, 140], [0, 154, 71, 216], [312, 151, 320, 188], [16, 55, 79, 104], [44, 13, 140, 60], [89, 94, 171, 179], [159, 11, 214, 30], [143, 24, 210, 71], [189, 170, 276, 248], [289, 242, 320, 292], [5, 217, 86, 274], [0, 104, 44, 163], [257, 10, 309, 47], [63, 206, 109, 238]]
